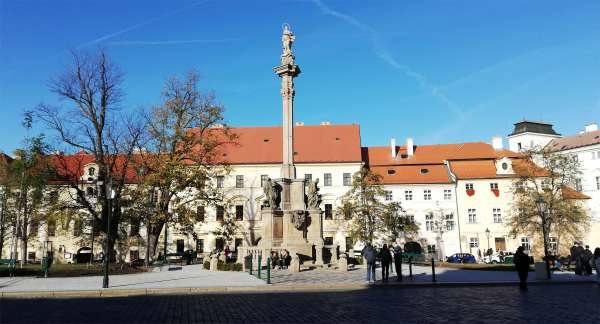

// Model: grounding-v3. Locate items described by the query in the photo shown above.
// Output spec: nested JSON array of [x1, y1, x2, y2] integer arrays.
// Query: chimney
[[390, 138, 396, 158], [406, 137, 414, 157], [585, 123, 598, 133], [492, 136, 503, 150]]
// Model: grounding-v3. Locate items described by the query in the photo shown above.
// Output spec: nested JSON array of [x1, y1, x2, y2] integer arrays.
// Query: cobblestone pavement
[[1, 284, 599, 323], [270, 265, 596, 285]]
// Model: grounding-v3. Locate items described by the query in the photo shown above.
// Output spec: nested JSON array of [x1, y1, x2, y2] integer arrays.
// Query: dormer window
[[502, 162, 508, 170], [387, 169, 396, 175]]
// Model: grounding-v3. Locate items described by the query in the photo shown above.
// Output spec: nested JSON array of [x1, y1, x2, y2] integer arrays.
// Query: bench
[[0, 259, 17, 277]]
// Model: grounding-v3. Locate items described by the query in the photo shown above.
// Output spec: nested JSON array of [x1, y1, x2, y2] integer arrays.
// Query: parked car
[[446, 253, 476, 264], [482, 251, 515, 264]]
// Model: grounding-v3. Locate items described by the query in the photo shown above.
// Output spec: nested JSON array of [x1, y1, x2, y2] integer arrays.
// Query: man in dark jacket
[[379, 244, 392, 282], [514, 246, 530, 290], [393, 245, 403, 281], [362, 243, 377, 283]]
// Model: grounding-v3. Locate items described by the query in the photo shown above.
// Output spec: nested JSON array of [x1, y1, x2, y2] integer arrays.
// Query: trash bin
[[535, 262, 548, 280]]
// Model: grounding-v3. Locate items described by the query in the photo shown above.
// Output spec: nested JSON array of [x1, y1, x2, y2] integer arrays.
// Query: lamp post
[[102, 171, 114, 289], [535, 196, 551, 280], [485, 228, 491, 257]]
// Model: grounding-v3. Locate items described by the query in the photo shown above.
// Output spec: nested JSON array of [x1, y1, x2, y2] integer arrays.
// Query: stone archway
[[404, 241, 422, 255], [76, 247, 92, 264]]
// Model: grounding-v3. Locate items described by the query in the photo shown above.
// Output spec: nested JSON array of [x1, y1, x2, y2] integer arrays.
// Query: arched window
[[88, 167, 96, 176]]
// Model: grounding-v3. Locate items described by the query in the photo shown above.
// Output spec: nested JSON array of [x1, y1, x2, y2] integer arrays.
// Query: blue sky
[[1, 0, 599, 154]]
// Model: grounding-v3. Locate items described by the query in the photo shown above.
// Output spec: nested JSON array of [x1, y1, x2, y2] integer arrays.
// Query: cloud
[[77, 0, 210, 49], [107, 38, 241, 46], [312, 0, 466, 120]]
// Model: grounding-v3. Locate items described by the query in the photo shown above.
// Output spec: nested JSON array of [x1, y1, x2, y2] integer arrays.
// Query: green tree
[[509, 148, 590, 277], [341, 167, 412, 244], [0, 112, 53, 265]]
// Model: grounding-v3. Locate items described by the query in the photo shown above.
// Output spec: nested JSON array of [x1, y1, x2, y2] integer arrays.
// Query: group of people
[[361, 243, 403, 283], [270, 250, 292, 270], [513, 243, 600, 290]]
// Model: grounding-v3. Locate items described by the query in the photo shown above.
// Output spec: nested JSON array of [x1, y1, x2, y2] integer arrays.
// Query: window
[[465, 183, 474, 190], [196, 206, 205, 222], [196, 239, 204, 253], [575, 178, 582, 192], [468, 209, 477, 223], [343, 173, 352, 186], [517, 142, 522, 151], [304, 174, 312, 182], [469, 237, 479, 248], [548, 237, 558, 254], [130, 220, 140, 236], [48, 191, 59, 203], [235, 205, 244, 221], [423, 189, 431, 200], [405, 190, 413, 200], [47, 220, 56, 237], [521, 237, 531, 251], [425, 213, 434, 231], [30, 220, 39, 237], [492, 208, 502, 223], [325, 204, 333, 220], [86, 187, 96, 197], [596, 176, 600, 190], [444, 189, 452, 200], [445, 213, 455, 231], [88, 167, 95, 176], [324, 237, 334, 246], [385, 191, 393, 201], [407, 215, 415, 224], [427, 244, 436, 254], [129, 250, 139, 261], [216, 176, 224, 189], [490, 183, 499, 190], [261, 175, 269, 187], [345, 237, 353, 251], [216, 206, 224, 221], [573, 155, 579, 162], [215, 238, 224, 251], [236, 175, 244, 188], [235, 238, 243, 252], [324, 173, 332, 186]]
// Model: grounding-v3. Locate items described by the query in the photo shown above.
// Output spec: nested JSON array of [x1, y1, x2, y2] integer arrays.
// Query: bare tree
[[136, 70, 236, 261], [36, 49, 143, 260]]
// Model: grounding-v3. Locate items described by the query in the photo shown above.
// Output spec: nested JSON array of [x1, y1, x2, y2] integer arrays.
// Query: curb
[[1, 280, 596, 299]]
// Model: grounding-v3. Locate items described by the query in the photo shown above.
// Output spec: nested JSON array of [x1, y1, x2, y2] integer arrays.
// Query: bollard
[[398, 256, 402, 281], [258, 254, 262, 279], [249, 254, 253, 276], [266, 257, 271, 284], [431, 258, 437, 283], [409, 257, 413, 277]]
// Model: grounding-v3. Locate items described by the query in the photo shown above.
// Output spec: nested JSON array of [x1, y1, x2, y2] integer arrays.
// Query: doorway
[[176, 239, 185, 254], [495, 237, 506, 252]]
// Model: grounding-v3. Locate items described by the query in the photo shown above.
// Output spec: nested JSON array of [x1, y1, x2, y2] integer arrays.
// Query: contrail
[[108, 38, 241, 46], [77, 0, 210, 49], [312, 0, 466, 120]]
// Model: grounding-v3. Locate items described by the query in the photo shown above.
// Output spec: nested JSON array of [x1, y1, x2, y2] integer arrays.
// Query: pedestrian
[[594, 248, 600, 285], [572, 243, 584, 275], [379, 244, 392, 282], [361, 243, 377, 283], [582, 245, 593, 276], [393, 244, 403, 281], [514, 246, 530, 290]]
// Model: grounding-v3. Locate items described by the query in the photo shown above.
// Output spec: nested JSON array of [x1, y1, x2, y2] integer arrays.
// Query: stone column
[[314, 242, 324, 266], [290, 251, 301, 273], [331, 244, 338, 264]]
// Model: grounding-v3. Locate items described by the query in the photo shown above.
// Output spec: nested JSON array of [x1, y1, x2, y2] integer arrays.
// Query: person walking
[[514, 246, 530, 290], [594, 248, 600, 285], [379, 244, 392, 282], [362, 243, 377, 283], [393, 245, 403, 281]]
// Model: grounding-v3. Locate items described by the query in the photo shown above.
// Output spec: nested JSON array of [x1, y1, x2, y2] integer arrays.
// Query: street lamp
[[102, 171, 114, 289], [535, 196, 551, 280], [485, 228, 491, 257]]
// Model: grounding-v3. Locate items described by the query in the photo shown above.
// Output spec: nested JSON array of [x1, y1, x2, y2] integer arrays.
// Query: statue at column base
[[338, 253, 348, 272], [289, 251, 301, 273]]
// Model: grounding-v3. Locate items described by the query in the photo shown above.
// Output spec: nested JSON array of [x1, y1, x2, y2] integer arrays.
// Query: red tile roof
[[363, 142, 519, 166], [546, 130, 600, 151], [206, 125, 362, 165], [449, 160, 501, 179], [371, 164, 451, 184], [562, 187, 591, 200]]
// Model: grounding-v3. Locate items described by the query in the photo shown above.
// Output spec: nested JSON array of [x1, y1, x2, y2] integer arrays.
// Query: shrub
[[203, 261, 210, 270], [202, 260, 242, 271]]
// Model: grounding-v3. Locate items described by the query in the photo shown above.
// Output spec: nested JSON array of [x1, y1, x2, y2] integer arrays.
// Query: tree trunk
[[147, 221, 166, 260]]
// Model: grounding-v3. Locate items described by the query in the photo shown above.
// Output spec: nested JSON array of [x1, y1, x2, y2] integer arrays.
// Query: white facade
[[507, 132, 560, 152]]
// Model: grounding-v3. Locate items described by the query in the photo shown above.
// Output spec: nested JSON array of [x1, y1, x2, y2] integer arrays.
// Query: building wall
[[507, 132, 560, 152]]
